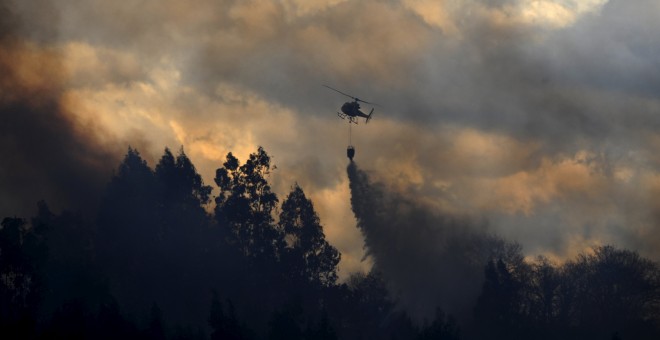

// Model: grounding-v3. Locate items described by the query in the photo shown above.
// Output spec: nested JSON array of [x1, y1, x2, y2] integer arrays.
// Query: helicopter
[[324, 85, 377, 124]]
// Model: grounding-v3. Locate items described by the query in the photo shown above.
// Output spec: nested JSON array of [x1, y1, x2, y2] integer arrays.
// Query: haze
[[2, 0, 660, 281]]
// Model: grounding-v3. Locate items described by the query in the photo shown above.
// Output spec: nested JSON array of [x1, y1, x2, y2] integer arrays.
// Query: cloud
[[3, 0, 660, 281], [0, 6, 122, 217]]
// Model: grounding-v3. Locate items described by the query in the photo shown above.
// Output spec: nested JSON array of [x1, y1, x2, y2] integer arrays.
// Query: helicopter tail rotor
[[366, 108, 374, 124]]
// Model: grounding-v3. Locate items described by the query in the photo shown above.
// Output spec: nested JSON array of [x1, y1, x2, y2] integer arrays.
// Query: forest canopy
[[1, 146, 659, 339]]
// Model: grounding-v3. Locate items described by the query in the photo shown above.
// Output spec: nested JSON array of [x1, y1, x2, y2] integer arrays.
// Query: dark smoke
[[348, 162, 517, 322], [0, 2, 121, 217]]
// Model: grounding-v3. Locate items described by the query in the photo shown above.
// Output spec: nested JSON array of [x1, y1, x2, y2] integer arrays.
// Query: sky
[[2, 0, 660, 281]]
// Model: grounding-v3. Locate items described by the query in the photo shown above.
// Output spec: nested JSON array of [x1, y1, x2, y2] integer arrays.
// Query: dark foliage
[[473, 246, 660, 339], [209, 293, 247, 340], [214, 147, 283, 264], [0, 217, 40, 338], [279, 185, 341, 288], [1, 146, 660, 339]]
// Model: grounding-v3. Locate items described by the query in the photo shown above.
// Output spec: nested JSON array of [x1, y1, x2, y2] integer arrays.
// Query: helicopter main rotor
[[323, 85, 379, 106]]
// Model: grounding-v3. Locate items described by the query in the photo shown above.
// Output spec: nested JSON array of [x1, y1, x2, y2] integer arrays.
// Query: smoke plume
[[2, 0, 660, 276], [348, 162, 515, 322], [0, 2, 121, 217]]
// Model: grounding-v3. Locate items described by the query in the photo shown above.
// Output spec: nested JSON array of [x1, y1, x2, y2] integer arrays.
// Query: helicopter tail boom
[[366, 108, 374, 124]]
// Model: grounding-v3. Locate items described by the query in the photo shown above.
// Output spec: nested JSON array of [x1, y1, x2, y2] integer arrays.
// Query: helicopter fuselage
[[324, 85, 375, 123], [341, 101, 369, 118]]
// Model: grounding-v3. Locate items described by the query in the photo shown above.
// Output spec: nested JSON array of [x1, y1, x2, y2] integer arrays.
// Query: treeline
[[472, 245, 660, 339], [1, 146, 659, 339], [0, 147, 454, 339]]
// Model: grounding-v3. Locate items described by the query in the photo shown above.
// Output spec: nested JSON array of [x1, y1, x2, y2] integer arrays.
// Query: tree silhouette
[[472, 245, 660, 339], [144, 303, 167, 340], [303, 310, 337, 340], [153, 147, 215, 326], [5, 142, 660, 339], [268, 307, 303, 340], [560, 246, 660, 339], [0, 217, 41, 338], [337, 271, 405, 339], [526, 256, 561, 337], [42, 299, 92, 339], [154, 147, 212, 260], [30, 201, 104, 319], [214, 147, 283, 264], [94, 297, 139, 340], [473, 250, 533, 339], [97, 147, 216, 329], [156, 147, 212, 207], [209, 292, 248, 340], [96, 147, 160, 320], [279, 184, 340, 287], [418, 308, 461, 340]]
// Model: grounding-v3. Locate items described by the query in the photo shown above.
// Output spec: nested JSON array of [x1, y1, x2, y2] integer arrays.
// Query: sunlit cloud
[[4, 0, 660, 278]]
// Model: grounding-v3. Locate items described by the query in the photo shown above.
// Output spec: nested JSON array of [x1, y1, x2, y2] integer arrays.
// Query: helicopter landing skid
[[337, 112, 358, 124]]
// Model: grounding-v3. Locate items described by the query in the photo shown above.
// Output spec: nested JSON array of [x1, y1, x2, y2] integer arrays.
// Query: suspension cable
[[349, 122, 352, 145]]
